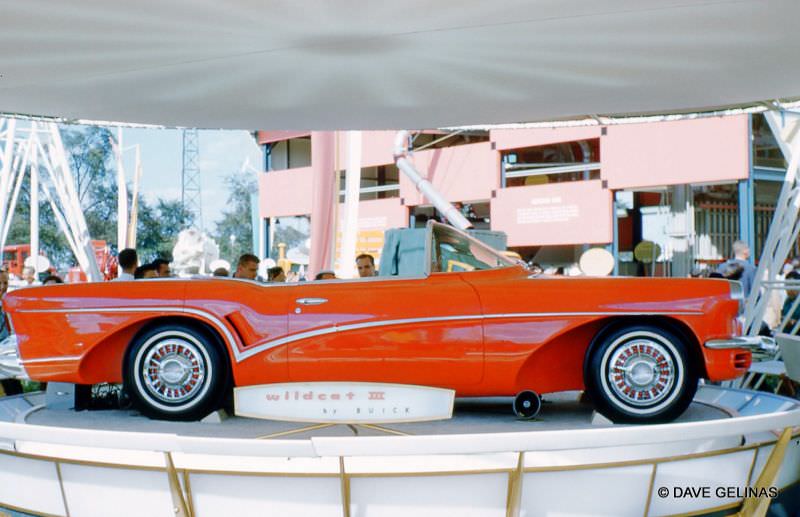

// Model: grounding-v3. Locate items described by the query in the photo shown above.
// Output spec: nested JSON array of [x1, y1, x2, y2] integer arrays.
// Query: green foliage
[[136, 198, 193, 263], [213, 172, 256, 264]]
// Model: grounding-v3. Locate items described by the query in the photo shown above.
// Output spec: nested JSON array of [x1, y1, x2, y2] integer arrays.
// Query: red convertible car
[[0, 222, 774, 423]]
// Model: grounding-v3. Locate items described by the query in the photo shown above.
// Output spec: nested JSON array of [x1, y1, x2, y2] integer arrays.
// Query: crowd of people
[[224, 252, 377, 283], [3, 247, 379, 290], [114, 249, 171, 280], [114, 247, 379, 284]]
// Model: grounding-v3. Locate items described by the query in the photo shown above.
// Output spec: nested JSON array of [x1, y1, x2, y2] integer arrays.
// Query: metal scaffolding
[[0, 119, 102, 281], [181, 129, 202, 231], [745, 109, 800, 335]]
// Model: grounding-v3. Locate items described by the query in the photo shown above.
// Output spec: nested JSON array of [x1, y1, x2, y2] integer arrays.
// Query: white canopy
[[1, 0, 799, 129]]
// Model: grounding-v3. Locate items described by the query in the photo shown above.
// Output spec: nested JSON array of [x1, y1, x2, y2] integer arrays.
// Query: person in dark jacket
[[717, 241, 756, 296]]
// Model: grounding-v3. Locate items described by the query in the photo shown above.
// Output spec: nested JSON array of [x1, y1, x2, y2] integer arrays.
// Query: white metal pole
[[127, 144, 142, 248], [0, 136, 29, 253], [39, 180, 82, 265], [0, 119, 17, 230], [30, 134, 39, 270], [47, 124, 102, 281], [393, 130, 472, 230], [114, 128, 129, 251], [32, 138, 81, 257], [340, 131, 362, 278]]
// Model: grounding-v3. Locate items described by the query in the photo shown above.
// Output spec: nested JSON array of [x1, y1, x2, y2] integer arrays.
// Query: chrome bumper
[[0, 334, 28, 380], [705, 335, 778, 354]]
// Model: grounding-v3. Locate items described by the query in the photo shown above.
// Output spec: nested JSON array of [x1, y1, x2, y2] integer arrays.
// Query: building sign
[[516, 196, 580, 224], [491, 180, 612, 246], [234, 382, 455, 424]]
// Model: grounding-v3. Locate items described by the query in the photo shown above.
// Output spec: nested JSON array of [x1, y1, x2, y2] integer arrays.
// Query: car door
[[286, 273, 484, 388]]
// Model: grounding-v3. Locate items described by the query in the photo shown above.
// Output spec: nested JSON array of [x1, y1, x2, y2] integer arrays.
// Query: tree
[[213, 172, 256, 263], [136, 199, 194, 263], [62, 126, 125, 249]]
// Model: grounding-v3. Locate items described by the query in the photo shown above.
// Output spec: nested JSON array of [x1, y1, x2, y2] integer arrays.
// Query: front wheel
[[585, 325, 698, 424], [123, 323, 228, 421]]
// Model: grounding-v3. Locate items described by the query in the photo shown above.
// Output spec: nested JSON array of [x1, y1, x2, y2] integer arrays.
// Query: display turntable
[[0, 385, 797, 517]]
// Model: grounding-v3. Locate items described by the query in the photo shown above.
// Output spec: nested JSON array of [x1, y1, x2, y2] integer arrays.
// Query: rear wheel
[[585, 325, 697, 424], [123, 323, 228, 421]]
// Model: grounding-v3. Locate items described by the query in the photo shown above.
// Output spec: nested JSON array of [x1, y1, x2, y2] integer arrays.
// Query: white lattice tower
[[0, 118, 102, 281], [182, 128, 202, 231], [745, 109, 800, 334]]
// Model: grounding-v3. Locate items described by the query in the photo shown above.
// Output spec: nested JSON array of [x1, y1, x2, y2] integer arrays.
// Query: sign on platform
[[233, 382, 455, 424]]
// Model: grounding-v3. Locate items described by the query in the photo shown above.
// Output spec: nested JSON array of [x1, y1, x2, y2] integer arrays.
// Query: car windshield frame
[[424, 221, 517, 276]]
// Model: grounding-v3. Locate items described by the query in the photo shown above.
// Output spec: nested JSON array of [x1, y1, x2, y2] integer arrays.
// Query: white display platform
[[0, 386, 797, 517]]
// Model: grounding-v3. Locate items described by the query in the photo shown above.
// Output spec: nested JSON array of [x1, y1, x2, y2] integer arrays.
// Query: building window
[[752, 114, 786, 169], [339, 165, 400, 202], [268, 136, 312, 171], [502, 139, 600, 187], [410, 131, 489, 151]]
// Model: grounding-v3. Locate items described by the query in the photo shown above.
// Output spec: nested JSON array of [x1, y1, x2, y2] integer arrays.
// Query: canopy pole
[[339, 131, 362, 278], [30, 134, 39, 272]]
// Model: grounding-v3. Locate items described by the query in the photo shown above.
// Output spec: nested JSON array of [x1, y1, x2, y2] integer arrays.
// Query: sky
[[118, 128, 263, 232]]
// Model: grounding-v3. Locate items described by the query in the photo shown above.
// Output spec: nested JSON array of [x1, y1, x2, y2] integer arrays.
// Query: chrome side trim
[[237, 314, 482, 361], [17, 306, 244, 362], [15, 307, 703, 364], [21, 355, 83, 364], [18, 306, 185, 314], [481, 311, 701, 319], [705, 335, 778, 354]]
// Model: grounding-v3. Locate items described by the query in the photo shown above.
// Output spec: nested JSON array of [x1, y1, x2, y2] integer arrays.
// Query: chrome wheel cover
[[599, 331, 684, 415], [140, 336, 206, 404]]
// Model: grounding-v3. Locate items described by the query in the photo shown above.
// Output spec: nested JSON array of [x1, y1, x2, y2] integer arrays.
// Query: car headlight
[[728, 280, 744, 301]]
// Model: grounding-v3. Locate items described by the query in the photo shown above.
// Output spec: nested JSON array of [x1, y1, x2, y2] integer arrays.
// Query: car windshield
[[429, 223, 516, 273]]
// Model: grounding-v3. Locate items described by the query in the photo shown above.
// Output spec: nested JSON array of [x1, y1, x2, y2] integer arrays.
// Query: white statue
[[172, 229, 220, 275]]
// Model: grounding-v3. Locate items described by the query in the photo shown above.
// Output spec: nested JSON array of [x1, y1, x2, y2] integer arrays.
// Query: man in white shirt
[[233, 254, 259, 280], [115, 248, 138, 281], [22, 266, 38, 286]]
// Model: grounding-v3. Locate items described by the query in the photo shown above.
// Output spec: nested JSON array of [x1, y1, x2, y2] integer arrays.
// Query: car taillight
[[733, 352, 751, 369], [734, 315, 744, 336], [728, 280, 745, 315]]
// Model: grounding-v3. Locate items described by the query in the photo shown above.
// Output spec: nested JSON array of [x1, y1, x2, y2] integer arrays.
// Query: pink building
[[256, 115, 785, 276]]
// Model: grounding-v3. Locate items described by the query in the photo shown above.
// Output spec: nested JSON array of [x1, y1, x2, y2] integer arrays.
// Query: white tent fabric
[[1, 0, 799, 129]]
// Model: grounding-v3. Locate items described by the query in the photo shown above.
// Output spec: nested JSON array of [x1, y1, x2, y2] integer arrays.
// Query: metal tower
[[181, 129, 202, 230], [0, 118, 102, 281]]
